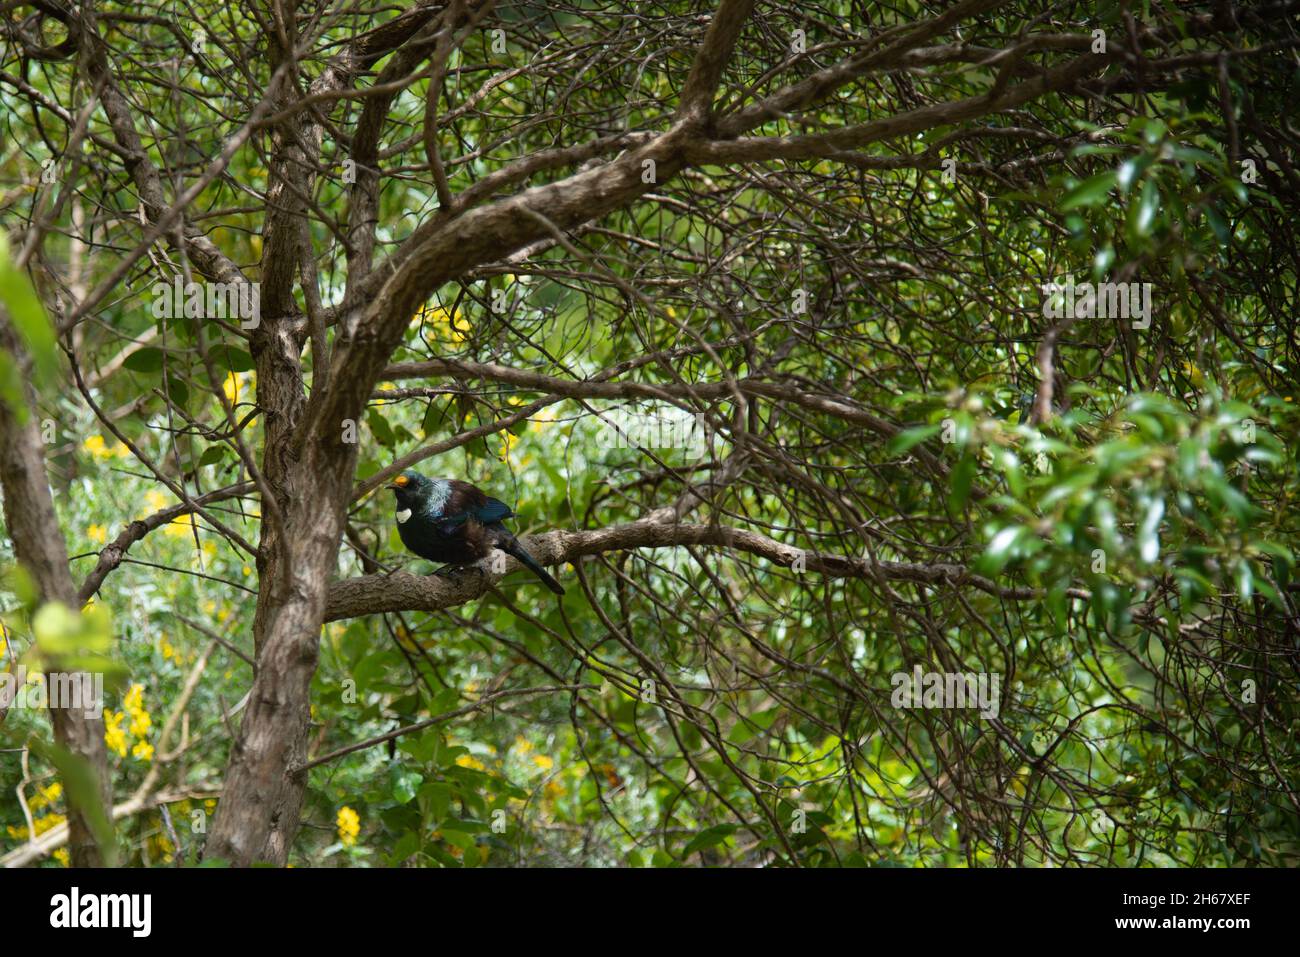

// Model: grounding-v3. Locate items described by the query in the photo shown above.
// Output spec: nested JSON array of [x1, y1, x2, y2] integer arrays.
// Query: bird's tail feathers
[[500, 539, 565, 595]]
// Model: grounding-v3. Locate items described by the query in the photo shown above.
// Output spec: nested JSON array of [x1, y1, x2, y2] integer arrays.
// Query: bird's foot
[[432, 564, 485, 582]]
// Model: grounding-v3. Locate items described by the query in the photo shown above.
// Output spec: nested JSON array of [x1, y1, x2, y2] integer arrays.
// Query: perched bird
[[385, 470, 564, 595]]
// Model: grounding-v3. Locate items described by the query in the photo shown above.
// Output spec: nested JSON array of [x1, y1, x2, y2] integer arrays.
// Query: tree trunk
[[0, 316, 113, 866]]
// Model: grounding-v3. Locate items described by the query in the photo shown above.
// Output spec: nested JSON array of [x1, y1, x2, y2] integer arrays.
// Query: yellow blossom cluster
[[222, 371, 253, 405], [529, 408, 557, 434], [455, 754, 487, 772], [104, 683, 153, 761], [421, 304, 471, 343], [148, 829, 175, 864], [82, 435, 129, 461], [163, 514, 199, 539], [337, 806, 360, 846], [510, 738, 565, 800], [201, 599, 232, 625], [5, 781, 64, 842]]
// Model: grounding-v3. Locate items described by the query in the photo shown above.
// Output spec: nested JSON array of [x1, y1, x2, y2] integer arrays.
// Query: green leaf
[[1131, 178, 1160, 236], [214, 347, 255, 372], [682, 824, 737, 857], [367, 408, 396, 447], [977, 525, 1027, 576], [393, 770, 423, 805], [33, 601, 113, 657], [198, 445, 227, 467], [1234, 561, 1253, 602], [948, 453, 977, 511], [164, 375, 189, 405], [1138, 495, 1165, 564], [0, 234, 59, 388], [122, 347, 165, 373], [887, 423, 941, 455], [0, 348, 30, 420], [419, 782, 452, 823], [1060, 171, 1117, 210]]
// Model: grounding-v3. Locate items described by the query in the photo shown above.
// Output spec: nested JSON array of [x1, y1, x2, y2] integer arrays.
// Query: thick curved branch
[[324, 517, 1040, 622]]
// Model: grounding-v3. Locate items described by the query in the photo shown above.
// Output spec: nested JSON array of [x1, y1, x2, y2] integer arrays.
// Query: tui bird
[[385, 470, 564, 595]]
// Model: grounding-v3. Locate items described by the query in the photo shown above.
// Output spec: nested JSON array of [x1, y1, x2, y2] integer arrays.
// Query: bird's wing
[[437, 482, 514, 531], [433, 513, 470, 537], [472, 497, 514, 524]]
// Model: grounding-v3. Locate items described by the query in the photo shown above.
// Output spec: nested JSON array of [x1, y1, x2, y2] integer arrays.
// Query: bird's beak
[[384, 482, 399, 490]]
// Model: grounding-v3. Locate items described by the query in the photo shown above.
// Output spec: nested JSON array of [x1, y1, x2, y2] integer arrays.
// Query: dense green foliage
[[1, 0, 1297, 866]]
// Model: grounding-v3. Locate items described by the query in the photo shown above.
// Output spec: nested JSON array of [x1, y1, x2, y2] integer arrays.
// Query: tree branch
[[324, 516, 1045, 622]]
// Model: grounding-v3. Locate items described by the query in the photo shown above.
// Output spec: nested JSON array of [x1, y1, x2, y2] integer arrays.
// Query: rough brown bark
[[200, 0, 756, 868], [203, 0, 453, 867]]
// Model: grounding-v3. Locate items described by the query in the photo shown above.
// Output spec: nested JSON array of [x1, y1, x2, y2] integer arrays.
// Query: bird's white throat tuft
[[395, 507, 413, 524]]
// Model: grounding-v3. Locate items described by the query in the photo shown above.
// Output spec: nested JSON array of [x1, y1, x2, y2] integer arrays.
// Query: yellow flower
[[164, 515, 199, 538], [497, 431, 519, 464], [449, 312, 471, 342], [455, 754, 486, 771], [83, 434, 129, 459], [31, 812, 65, 836], [144, 489, 169, 512], [222, 371, 244, 404], [533, 755, 554, 771], [337, 806, 360, 846], [513, 736, 533, 754], [132, 740, 154, 762], [160, 638, 177, 661], [87, 524, 108, 544], [53, 848, 69, 867], [104, 710, 128, 757], [129, 711, 152, 738], [529, 408, 557, 434], [124, 683, 144, 713], [82, 435, 110, 460], [425, 305, 471, 342]]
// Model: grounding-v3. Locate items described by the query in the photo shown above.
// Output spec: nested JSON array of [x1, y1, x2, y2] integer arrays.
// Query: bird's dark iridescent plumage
[[385, 470, 564, 595]]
